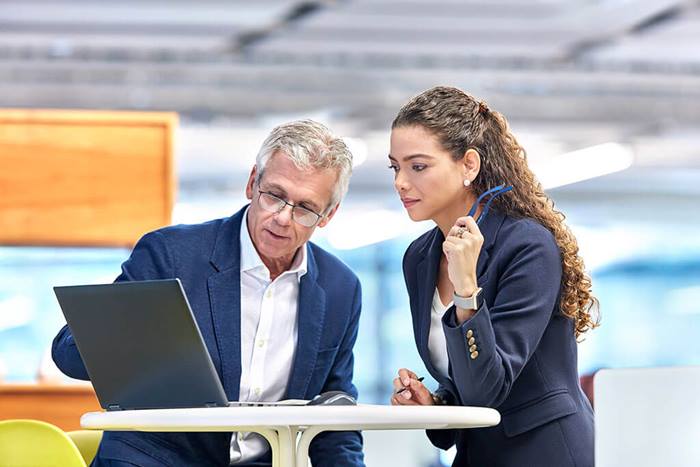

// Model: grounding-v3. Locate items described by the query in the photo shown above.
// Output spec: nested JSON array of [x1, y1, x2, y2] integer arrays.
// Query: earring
[[463, 179, 471, 187]]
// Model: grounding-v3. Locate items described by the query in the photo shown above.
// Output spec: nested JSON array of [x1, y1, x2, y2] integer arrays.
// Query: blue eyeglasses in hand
[[467, 184, 513, 225]]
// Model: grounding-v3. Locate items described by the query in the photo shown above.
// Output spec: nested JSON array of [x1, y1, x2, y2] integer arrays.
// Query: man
[[52, 120, 365, 466]]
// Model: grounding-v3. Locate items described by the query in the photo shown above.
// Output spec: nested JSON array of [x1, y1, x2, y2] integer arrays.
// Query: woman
[[388, 86, 598, 467]]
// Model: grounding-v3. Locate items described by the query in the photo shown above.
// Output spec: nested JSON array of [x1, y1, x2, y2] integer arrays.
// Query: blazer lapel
[[206, 207, 247, 400], [475, 249, 490, 282], [285, 247, 326, 400], [415, 228, 446, 381], [475, 209, 506, 281], [207, 270, 241, 400]]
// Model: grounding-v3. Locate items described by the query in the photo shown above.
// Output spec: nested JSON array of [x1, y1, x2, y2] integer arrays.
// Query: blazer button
[[466, 329, 474, 339], [468, 337, 475, 346], [470, 350, 479, 360], [469, 344, 477, 353]]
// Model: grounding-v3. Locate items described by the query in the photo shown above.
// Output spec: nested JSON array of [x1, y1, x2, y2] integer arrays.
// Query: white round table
[[81, 404, 501, 466]]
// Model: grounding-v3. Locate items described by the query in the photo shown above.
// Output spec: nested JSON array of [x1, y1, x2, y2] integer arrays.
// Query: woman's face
[[389, 125, 469, 222]]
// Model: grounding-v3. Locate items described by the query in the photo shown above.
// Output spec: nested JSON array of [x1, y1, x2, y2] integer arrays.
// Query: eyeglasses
[[467, 184, 513, 225], [257, 189, 323, 228]]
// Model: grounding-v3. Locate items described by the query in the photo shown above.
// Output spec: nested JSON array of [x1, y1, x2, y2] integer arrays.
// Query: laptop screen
[[54, 279, 229, 410]]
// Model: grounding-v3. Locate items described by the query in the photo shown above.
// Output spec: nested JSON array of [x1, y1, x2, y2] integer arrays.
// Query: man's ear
[[245, 166, 257, 200], [317, 202, 340, 228], [463, 148, 481, 181]]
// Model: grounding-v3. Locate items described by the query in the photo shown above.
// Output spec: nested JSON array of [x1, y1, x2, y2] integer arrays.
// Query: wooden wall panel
[[0, 109, 177, 247], [0, 384, 101, 431]]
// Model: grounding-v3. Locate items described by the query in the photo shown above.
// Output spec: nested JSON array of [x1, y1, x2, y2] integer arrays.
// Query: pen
[[393, 376, 424, 395]]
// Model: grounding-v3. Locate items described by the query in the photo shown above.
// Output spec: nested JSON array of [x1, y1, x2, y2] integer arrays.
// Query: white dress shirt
[[230, 208, 307, 464], [428, 288, 451, 379]]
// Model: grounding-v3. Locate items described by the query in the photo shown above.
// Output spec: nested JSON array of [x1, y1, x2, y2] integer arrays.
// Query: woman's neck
[[435, 195, 481, 237]]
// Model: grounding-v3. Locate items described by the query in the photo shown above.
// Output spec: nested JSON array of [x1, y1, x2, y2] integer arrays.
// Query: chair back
[[0, 419, 86, 467]]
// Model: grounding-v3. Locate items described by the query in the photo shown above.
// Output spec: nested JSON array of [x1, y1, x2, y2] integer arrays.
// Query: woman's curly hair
[[393, 86, 599, 337]]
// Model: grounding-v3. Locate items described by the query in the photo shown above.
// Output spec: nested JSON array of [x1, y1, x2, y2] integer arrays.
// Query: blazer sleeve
[[308, 278, 365, 467], [425, 383, 459, 450], [51, 231, 175, 380], [441, 223, 562, 408]]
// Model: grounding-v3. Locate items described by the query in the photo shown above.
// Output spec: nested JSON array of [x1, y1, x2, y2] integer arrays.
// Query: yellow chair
[[68, 429, 103, 465], [0, 419, 86, 467]]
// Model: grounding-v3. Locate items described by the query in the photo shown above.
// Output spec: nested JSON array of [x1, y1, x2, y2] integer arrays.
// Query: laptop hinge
[[205, 402, 218, 408], [107, 404, 123, 411]]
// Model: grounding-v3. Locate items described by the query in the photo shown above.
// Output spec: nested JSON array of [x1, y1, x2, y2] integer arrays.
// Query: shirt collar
[[240, 207, 308, 281]]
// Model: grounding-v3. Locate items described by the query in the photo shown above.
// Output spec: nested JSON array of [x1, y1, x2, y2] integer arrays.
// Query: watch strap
[[453, 287, 482, 310]]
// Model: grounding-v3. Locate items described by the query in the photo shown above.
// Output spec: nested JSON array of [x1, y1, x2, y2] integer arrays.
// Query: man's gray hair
[[254, 120, 353, 212]]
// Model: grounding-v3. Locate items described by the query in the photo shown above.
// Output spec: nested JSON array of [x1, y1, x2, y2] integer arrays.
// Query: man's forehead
[[259, 160, 336, 209]]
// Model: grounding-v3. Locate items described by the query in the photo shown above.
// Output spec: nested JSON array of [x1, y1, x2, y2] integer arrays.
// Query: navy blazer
[[403, 209, 593, 467], [52, 206, 365, 467]]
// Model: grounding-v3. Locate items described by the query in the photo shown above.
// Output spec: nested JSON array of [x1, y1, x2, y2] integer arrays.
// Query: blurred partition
[[0, 108, 177, 429], [0, 109, 177, 247]]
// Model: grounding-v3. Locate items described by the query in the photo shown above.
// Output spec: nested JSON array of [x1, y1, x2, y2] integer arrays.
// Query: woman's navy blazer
[[402, 209, 594, 467]]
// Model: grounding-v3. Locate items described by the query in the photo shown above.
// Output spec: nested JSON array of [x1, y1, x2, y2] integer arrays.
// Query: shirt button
[[257, 339, 265, 348], [265, 290, 272, 298], [254, 387, 261, 396]]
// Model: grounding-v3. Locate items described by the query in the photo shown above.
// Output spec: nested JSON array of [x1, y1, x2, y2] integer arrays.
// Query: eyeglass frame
[[467, 184, 513, 225], [256, 188, 324, 228]]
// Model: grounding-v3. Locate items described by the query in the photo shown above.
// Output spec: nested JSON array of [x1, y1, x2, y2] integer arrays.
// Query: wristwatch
[[453, 287, 482, 311]]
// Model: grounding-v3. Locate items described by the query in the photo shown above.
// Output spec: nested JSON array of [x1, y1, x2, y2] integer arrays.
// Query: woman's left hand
[[443, 216, 484, 297], [390, 368, 433, 406]]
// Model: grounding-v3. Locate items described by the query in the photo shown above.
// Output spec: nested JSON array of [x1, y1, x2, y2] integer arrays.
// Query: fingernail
[[402, 378, 410, 386], [403, 391, 411, 400]]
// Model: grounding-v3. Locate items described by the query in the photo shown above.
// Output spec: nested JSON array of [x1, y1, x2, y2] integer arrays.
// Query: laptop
[[54, 279, 234, 411], [594, 366, 700, 467]]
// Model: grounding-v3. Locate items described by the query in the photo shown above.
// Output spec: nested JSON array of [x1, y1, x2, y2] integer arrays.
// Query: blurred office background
[[1, 0, 700, 465]]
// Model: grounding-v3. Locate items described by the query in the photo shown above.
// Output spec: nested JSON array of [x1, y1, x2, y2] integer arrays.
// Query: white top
[[231, 208, 308, 463], [428, 288, 451, 379]]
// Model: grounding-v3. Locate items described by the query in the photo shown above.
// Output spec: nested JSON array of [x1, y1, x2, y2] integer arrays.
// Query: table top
[[81, 404, 501, 432]]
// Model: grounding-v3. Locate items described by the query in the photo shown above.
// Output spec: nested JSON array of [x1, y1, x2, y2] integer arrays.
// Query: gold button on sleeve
[[470, 350, 479, 360], [466, 329, 474, 339], [469, 344, 477, 353], [468, 337, 475, 346]]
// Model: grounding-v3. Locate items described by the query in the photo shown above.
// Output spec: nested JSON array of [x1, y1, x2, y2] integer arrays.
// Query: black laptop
[[54, 279, 230, 411]]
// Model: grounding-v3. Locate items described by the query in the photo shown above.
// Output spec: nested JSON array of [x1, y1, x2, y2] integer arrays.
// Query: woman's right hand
[[443, 216, 483, 298], [390, 368, 434, 406]]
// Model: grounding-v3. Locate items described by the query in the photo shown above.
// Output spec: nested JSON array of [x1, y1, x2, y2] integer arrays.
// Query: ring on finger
[[456, 227, 466, 238]]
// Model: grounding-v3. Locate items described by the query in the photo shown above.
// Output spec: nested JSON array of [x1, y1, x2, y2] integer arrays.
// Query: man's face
[[245, 151, 340, 268]]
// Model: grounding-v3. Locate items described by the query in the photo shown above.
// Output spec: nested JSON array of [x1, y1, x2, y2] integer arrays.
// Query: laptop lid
[[54, 279, 229, 410]]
